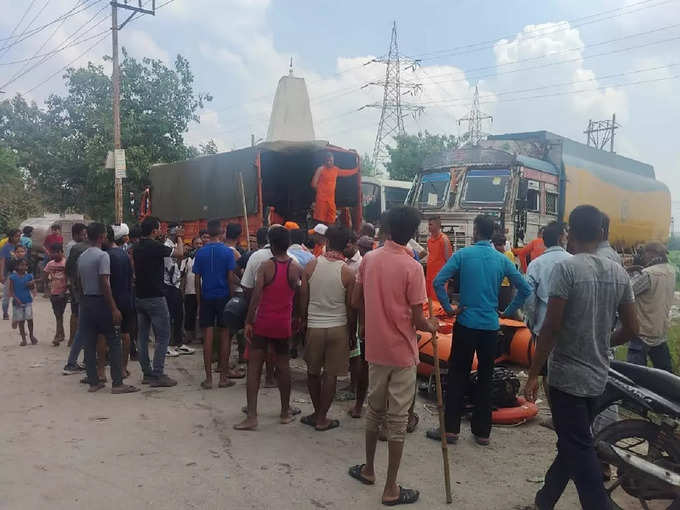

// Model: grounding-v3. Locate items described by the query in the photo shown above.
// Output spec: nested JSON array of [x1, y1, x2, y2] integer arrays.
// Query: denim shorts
[[13, 302, 33, 322]]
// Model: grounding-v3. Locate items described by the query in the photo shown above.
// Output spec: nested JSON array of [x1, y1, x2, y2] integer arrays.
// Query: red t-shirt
[[44, 234, 64, 254]]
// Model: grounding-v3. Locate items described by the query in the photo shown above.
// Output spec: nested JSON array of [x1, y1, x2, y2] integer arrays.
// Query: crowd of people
[[0, 201, 676, 507]]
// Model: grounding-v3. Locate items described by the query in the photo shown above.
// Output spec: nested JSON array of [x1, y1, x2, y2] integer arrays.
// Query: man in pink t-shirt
[[348, 206, 438, 506]]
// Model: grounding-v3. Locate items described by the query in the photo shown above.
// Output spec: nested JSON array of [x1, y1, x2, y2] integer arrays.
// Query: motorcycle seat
[[610, 360, 680, 405]]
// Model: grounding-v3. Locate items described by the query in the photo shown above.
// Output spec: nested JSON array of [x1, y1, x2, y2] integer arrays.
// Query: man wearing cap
[[627, 242, 676, 372], [311, 153, 358, 225], [310, 224, 328, 257]]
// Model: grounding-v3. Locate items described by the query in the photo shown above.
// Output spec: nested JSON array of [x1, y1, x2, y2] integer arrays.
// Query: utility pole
[[112, 3, 122, 224], [458, 83, 492, 146], [584, 113, 619, 152], [362, 21, 423, 169], [110, 1, 156, 223]]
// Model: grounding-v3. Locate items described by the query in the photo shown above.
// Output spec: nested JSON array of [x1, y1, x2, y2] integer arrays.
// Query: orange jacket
[[513, 238, 545, 273]]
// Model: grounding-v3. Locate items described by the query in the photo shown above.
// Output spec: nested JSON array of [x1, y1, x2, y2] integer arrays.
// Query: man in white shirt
[[525, 222, 572, 336], [163, 225, 194, 357]]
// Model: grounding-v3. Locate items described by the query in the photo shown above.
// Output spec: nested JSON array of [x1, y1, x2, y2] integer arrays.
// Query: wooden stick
[[428, 299, 452, 504], [238, 172, 251, 249]]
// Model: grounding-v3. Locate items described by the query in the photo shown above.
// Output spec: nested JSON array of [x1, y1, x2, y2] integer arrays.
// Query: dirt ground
[[0, 295, 583, 510]]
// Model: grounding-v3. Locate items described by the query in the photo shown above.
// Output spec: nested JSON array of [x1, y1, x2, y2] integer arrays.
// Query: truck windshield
[[416, 172, 450, 209], [462, 169, 510, 205]]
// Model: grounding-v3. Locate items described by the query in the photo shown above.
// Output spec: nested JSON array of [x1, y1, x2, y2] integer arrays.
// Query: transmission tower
[[362, 22, 423, 167], [584, 114, 619, 152], [458, 83, 492, 146]]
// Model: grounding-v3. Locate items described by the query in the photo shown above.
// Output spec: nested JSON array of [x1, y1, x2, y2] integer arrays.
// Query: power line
[[0, 17, 109, 66], [422, 33, 680, 87], [412, 0, 678, 61], [24, 31, 110, 94], [420, 63, 680, 106], [20, 0, 170, 96], [0, 0, 101, 44], [4, 0, 83, 75], [2, 3, 111, 90], [0, 0, 42, 59]]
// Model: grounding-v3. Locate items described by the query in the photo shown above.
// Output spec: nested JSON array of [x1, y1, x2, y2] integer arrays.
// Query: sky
[[1, 0, 679, 205]]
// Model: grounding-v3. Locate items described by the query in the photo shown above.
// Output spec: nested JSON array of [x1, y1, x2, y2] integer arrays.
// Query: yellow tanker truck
[[407, 130, 670, 252]]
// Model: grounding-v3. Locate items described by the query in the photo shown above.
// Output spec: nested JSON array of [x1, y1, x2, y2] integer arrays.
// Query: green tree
[[0, 50, 211, 223], [0, 146, 43, 234], [385, 131, 459, 181], [199, 139, 219, 155], [360, 153, 377, 176]]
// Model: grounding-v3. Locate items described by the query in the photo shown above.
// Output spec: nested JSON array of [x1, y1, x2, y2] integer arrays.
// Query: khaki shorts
[[366, 364, 417, 442], [304, 326, 349, 377]]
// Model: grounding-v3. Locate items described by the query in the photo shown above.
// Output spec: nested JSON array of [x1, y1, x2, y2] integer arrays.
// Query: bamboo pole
[[428, 299, 452, 504], [238, 172, 250, 249]]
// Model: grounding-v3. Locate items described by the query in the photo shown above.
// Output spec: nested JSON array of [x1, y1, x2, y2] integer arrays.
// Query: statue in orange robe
[[311, 152, 358, 225]]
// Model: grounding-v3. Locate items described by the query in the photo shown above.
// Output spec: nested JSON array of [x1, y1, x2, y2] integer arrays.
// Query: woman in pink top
[[235, 226, 304, 431]]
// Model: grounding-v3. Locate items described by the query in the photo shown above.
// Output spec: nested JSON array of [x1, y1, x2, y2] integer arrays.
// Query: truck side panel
[[562, 164, 670, 247]]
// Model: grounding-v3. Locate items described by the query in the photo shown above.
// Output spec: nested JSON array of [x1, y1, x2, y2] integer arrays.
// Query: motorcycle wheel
[[596, 419, 680, 510]]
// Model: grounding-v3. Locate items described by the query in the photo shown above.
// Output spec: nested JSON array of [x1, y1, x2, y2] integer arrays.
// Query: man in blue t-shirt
[[193, 219, 237, 389]]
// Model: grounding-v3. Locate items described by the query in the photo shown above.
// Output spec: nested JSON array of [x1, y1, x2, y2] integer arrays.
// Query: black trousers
[[184, 294, 197, 333], [444, 322, 497, 438], [80, 295, 122, 386], [535, 386, 610, 510], [163, 284, 184, 346]]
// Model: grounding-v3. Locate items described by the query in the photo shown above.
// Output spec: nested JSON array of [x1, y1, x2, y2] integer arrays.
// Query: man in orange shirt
[[311, 152, 358, 225], [514, 227, 545, 273], [425, 217, 452, 300]]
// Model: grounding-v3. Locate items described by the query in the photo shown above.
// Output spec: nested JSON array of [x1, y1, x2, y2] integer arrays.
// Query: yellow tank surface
[[560, 138, 670, 249]]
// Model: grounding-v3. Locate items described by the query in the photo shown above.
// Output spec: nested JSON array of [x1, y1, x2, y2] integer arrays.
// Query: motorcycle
[[595, 360, 680, 510]]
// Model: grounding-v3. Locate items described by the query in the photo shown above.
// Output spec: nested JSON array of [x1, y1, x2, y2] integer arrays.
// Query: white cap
[[112, 223, 129, 241], [313, 224, 328, 236]]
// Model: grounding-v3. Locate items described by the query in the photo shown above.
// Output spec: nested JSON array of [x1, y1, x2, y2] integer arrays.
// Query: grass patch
[[615, 322, 680, 374]]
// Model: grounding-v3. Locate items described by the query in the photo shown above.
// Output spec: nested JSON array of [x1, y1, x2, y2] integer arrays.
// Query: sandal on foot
[[300, 414, 317, 427], [201, 380, 213, 390], [88, 383, 106, 393], [111, 384, 140, 394], [315, 419, 340, 432], [426, 428, 458, 444], [218, 379, 235, 388], [348, 464, 375, 485], [382, 486, 419, 506]]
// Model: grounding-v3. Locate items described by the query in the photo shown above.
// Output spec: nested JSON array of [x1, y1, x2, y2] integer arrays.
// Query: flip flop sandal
[[88, 383, 106, 393], [300, 414, 317, 427], [348, 464, 375, 485], [315, 419, 340, 432], [382, 486, 420, 506], [218, 379, 236, 388], [111, 384, 140, 394], [406, 413, 419, 433], [425, 428, 458, 444]]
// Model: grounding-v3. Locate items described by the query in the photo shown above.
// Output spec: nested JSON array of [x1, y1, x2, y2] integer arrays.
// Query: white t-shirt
[[346, 250, 362, 271], [180, 257, 196, 295], [163, 238, 180, 288], [241, 246, 299, 289]]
